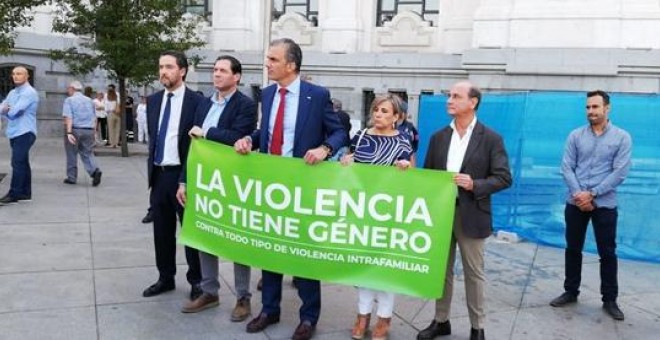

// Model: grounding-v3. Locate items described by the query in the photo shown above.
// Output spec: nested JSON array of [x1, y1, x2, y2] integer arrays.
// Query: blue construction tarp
[[418, 91, 660, 263]]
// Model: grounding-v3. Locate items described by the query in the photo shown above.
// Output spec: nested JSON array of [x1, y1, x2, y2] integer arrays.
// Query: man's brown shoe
[[230, 297, 252, 322], [292, 320, 315, 340], [246, 313, 280, 333], [181, 293, 219, 313]]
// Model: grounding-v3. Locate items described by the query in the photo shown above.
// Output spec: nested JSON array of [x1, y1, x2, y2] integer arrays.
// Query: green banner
[[180, 139, 456, 299]]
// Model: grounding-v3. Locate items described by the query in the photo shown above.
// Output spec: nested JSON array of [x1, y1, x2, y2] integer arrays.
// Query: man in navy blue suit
[[234, 38, 347, 340], [175, 55, 258, 321], [143, 50, 203, 300]]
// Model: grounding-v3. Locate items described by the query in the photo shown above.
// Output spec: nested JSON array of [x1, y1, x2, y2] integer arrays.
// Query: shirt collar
[[590, 120, 612, 135], [276, 76, 301, 95], [212, 89, 236, 105], [166, 83, 186, 98], [450, 116, 477, 132], [14, 82, 30, 92]]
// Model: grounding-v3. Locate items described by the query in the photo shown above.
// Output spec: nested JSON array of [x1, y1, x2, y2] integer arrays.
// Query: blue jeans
[[564, 203, 619, 302], [9, 132, 36, 198]]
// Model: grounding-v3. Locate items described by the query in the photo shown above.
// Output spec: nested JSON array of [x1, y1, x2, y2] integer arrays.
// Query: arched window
[[0, 64, 35, 99], [377, 0, 439, 26]]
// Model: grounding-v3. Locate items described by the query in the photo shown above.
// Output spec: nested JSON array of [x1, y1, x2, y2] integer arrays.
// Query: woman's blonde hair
[[367, 93, 404, 127]]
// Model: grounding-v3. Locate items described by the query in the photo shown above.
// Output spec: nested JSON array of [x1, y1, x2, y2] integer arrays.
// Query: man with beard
[[550, 90, 632, 321], [143, 50, 203, 300]]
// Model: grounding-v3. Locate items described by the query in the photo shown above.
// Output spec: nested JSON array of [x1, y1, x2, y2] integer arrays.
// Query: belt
[[73, 127, 94, 130], [154, 164, 181, 172]]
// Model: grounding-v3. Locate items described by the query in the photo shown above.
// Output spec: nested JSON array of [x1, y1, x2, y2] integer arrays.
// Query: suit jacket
[[146, 87, 203, 187], [251, 80, 347, 157], [424, 121, 512, 238], [180, 90, 258, 183]]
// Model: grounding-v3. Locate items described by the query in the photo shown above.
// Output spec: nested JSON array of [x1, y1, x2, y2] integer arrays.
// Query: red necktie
[[270, 88, 287, 155]]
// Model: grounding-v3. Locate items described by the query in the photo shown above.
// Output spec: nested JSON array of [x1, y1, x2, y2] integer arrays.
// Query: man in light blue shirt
[[550, 90, 632, 321], [62, 80, 102, 186], [176, 55, 257, 321], [0, 66, 39, 205]]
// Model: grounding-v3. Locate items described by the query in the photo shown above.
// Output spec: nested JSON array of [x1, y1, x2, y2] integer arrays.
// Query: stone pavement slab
[[0, 138, 659, 339]]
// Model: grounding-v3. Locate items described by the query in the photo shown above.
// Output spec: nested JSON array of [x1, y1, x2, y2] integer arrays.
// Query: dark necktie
[[154, 92, 173, 164], [270, 88, 287, 155]]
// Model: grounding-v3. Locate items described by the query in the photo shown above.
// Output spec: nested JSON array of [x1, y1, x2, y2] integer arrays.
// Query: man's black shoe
[[603, 301, 625, 320], [550, 292, 578, 307], [470, 328, 485, 340], [142, 211, 153, 224], [142, 280, 175, 297], [246, 313, 280, 333], [417, 320, 451, 340], [92, 169, 102, 187], [0, 194, 18, 205], [63, 178, 76, 185], [190, 284, 203, 301], [16, 196, 32, 202]]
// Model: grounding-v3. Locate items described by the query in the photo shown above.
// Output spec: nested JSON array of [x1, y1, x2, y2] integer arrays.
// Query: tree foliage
[[0, 0, 49, 55], [50, 0, 206, 156], [51, 0, 205, 86]]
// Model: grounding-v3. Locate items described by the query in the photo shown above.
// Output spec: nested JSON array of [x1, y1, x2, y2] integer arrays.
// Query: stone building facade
[[2, 0, 660, 136]]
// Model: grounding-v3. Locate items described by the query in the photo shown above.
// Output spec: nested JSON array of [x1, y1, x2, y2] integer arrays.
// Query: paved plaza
[[0, 138, 658, 340]]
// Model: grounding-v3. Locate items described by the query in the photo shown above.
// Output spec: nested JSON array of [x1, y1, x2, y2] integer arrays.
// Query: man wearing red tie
[[234, 38, 347, 340]]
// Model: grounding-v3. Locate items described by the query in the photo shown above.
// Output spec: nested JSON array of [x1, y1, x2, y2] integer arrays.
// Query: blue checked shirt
[[561, 121, 632, 208], [1, 83, 39, 139], [63, 92, 96, 128]]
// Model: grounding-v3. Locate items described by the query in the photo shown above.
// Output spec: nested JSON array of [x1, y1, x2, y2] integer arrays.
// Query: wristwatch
[[590, 189, 598, 198], [320, 143, 333, 155]]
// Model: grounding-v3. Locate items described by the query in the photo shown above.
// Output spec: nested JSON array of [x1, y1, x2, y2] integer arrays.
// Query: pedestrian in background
[[62, 81, 102, 186], [105, 86, 120, 148], [136, 96, 148, 143]]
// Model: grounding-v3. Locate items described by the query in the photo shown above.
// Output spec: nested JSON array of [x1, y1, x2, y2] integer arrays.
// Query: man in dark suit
[[234, 38, 347, 340], [175, 55, 258, 322], [417, 81, 511, 340], [143, 50, 203, 300]]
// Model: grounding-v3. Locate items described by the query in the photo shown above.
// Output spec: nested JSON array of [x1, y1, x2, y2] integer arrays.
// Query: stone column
[[209, 0, 266, 51], [318, 0, 362, 53]]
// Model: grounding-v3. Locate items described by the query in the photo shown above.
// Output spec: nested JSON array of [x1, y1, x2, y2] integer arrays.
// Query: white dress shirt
[[446, 117, 477, 172], [268, 76, 301, 157], [156, 84, 186, 166]]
